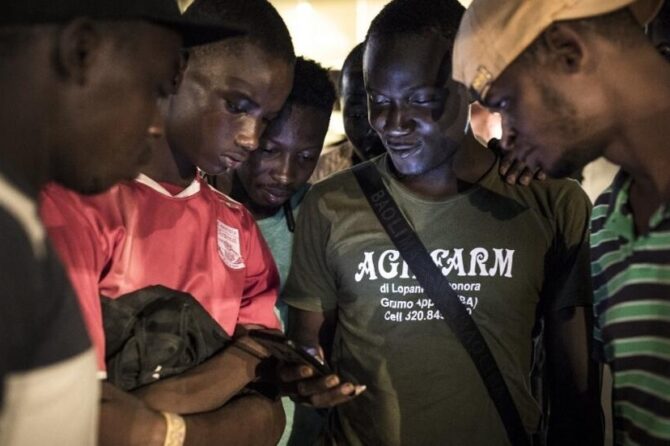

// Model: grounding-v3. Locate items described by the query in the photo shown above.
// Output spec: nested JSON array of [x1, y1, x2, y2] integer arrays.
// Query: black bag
[[101, 285, 231, 391], [353, 162, 530, 446]]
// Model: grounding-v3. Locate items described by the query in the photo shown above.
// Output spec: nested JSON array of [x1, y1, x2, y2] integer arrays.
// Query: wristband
[[161, 411, 186, 446]]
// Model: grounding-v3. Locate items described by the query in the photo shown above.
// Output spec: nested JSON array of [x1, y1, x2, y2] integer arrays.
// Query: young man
[[232, 57, 335, 295], [453, 0, 669, 444], [282, 0, 602, 444], [40, 0, 294, 444], [229, 56, 336, 446], [338, 42, 386, 164], [310, 43, 384, 183], [0, 1, 236, 445]]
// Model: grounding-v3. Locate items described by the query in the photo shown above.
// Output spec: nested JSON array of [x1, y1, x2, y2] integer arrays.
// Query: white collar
[[135, 173, 201, 198]]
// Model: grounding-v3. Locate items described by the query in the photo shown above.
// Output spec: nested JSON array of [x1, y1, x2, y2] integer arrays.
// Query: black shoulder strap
[[352, 161, 530, 446]]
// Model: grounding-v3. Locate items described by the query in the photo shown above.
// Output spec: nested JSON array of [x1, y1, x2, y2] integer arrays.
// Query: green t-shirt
[[257, 184, 310, 294], [283, 154, 593, 446]]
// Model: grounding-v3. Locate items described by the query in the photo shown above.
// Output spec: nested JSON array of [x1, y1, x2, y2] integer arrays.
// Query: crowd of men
[[0, 0, 669, 445]]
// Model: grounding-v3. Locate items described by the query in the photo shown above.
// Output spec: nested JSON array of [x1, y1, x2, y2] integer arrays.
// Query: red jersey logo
[[217, 220, 245, 270]]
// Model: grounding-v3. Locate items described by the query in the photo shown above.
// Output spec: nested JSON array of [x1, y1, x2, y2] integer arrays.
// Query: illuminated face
[[485, 57, 603, 177], [364, 33, 468, 178], [53, 23, 182, 194], [236, 103, 328, 216], [165, 40, 293, 176]]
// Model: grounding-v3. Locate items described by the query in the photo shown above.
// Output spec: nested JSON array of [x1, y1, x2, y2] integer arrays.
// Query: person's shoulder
[[203, 180, 245, 210], [310, 163, 357, 193], [0, 205, 42, 266], [526, 176, 591, 224], [0, 175, 47, 261], [309, 155, 386, 200], [201, 179, 260, 233], [484, 164, 590, 220], [41, 181, 130, 227], [530, 175, 589, 205]]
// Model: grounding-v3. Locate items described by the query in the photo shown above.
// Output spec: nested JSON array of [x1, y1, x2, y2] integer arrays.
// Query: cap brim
[[153, 17, 245, 48]]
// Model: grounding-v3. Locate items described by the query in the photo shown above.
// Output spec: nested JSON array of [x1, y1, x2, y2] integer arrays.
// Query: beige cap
[[453, 0, 663, 100]]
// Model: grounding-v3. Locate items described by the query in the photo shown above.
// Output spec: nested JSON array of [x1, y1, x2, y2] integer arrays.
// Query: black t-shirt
[[0, 188, 90, 405]]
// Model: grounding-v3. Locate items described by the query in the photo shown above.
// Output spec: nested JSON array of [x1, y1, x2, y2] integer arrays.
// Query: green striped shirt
[[591, 170, 670, 446]]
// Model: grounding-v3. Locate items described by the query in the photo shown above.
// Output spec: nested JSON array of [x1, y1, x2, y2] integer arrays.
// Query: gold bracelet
[[161, 411, 186, 446]]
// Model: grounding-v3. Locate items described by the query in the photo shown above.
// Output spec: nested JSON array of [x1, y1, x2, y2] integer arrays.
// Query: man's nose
[[383, 103, 413, 137], [272, 153, 295, 186], [235, 117, 262, 152]]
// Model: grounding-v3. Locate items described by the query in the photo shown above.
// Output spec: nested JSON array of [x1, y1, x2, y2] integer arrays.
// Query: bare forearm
[[100, 383, 284, 446], [133, 346, 261, 414], [545, 306, 604, 445], [546, 361, 603, 445], [547, 398, 603, 446], [184, 395, 285, 446], [99, 383, 165, 446]]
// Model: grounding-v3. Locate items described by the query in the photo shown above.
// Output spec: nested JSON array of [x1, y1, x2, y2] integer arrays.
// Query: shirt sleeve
[[0, 208, 92, 399], [283, 185, 339, 312], [237, 210, 281, 330], [0, 349, 99, 446], [40, 185, 109, 371], [541, 181, 594, 312]]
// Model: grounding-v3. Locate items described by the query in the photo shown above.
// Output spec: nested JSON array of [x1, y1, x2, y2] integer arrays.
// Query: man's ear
[[55, 18, 101, 85], [540, 23, 587, 74], [170, 49, 190, 94]]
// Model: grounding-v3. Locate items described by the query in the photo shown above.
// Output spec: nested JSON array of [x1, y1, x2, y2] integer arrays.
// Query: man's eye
[[299, 153, 317, 162], [411, 96, 437, 105], [370, 96, 389, 106], [225, 100, 244, 114], [490, 97, 510, 111]]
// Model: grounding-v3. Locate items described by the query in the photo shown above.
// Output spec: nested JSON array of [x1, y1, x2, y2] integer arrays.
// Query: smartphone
[[248, 329, 332, 377]]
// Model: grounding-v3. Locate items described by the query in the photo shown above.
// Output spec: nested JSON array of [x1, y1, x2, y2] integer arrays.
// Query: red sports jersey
[[40, 174, 280, 371]]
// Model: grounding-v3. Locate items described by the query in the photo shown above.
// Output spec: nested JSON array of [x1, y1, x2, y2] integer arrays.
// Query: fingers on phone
[[295, 374, 337, 396], [279, 364, 315, 382], [308, 383, 367, 408], [298, 375, 367, 407]]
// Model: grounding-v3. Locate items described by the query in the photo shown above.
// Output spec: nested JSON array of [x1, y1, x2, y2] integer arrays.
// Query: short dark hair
[[184, 0, 294, 64], [287, 56, 336, 114], [366, 0, 465, 46], [338, 42, 364, 92]]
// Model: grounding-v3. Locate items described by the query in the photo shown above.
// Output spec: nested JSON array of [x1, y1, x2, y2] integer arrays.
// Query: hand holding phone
[[247, 329, 367, 408], [247, 329, 331, 377]]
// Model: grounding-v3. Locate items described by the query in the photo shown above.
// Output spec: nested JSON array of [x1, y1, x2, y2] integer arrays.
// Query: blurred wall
[[179, 0, 472, 69], [271, 0, 386, 69]]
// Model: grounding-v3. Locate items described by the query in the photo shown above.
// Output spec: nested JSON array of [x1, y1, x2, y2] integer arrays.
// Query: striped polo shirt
[[591, 170, 670, 446]]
